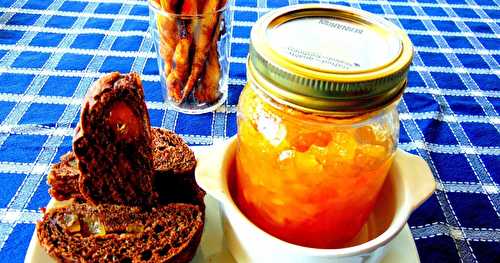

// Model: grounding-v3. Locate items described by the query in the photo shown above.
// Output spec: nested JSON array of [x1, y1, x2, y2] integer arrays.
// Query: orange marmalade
[[234, 5, 413, 248]]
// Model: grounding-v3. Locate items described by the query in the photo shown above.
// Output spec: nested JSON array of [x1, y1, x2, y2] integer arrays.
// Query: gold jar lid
[[248, 4, 414, 115]]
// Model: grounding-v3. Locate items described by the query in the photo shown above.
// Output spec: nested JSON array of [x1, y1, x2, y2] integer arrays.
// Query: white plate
[[24, 146, 420, 263], [24, 196, 419, 263]]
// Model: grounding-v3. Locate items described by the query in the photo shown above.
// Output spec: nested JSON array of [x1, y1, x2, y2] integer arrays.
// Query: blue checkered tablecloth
[[0, 0, 498, 262]]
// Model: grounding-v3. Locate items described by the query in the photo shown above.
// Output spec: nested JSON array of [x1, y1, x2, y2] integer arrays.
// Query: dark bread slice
[[152, 128, 196, 175], [49, 128, 204, 205], [151, 128, 204, 207], [37, 203, 204, 263], [47, 152, 83, 201], [73, 72, 155, 207]]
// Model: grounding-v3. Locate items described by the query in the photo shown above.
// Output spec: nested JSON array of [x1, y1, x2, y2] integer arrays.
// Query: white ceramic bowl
[[195, 137, 435, 263]]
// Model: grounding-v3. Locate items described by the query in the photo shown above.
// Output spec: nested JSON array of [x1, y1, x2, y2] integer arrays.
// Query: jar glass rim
[[247, 81, 401, 127]]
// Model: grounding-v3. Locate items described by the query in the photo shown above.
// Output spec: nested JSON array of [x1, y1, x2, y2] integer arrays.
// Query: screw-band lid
[[248, 4, 414, 115]]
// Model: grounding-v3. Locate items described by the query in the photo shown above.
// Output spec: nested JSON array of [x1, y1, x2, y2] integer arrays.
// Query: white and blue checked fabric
[[0, 0, 499, 262]]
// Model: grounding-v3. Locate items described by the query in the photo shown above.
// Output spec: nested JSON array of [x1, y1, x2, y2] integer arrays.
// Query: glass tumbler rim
[[148, 0, 228, 18]]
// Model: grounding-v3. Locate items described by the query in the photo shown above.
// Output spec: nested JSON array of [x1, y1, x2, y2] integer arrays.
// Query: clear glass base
[[167, 88, 227, 114]]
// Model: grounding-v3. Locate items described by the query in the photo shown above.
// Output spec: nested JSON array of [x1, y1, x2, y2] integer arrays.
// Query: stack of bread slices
[[37, 72, 205, 263]]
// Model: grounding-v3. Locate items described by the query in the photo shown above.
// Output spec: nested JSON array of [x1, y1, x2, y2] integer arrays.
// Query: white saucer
[[24, 194, 419, 263], [24, 146, 420, 263]]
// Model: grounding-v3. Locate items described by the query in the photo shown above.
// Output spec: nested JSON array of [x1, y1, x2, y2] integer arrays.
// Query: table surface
[[0, 0, 498, 262]]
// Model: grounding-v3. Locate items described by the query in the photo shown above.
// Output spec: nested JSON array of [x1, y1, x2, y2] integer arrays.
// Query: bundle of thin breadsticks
[[151, 0, 227, 104]]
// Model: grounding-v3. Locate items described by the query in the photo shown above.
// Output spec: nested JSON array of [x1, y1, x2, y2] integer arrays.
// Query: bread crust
[[73, 72, 155, 206]]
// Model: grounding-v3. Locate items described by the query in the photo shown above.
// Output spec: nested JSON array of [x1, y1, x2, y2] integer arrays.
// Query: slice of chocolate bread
[[49, 128, 204, 205], [152, 128, 196, 175], [151, 128, 204, 207], [37, 203, 204, 263], [73, 72, 155, 206], [47, 152, 83, 201]]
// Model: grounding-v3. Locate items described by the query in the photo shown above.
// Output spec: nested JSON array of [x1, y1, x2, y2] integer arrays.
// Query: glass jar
[[234, 4, 413, 249], [148, 0, 231, 114]]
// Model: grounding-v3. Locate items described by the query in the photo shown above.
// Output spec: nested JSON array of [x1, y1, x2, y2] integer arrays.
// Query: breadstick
[[166, 0, 198, 103], [195, 14, 222, 103], [157, 0, 179, 75], [180, 0, 220, 102]]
